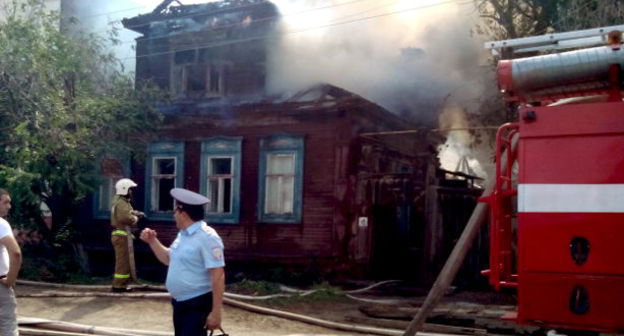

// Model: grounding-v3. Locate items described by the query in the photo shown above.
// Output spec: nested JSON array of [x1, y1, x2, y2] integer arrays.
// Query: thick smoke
[[59, 0, 494, 177], [267, 0, 487, 125], [267, 0, 493, 176], [61, 0, 149, 72]]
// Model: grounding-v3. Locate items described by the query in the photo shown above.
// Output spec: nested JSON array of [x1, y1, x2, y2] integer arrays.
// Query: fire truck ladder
[[485, 24, 624, 56], [480, 123, 519, 290]]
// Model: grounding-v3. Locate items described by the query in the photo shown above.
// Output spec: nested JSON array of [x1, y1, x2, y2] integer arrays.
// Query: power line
[[57, 0, 468, 51], [113, 0, 373, 31], [75, 0, 272, 21], [120, 0, 470, 61], [80, 5, 146, 20], [319, 0, 396, 22], [71, 0, 376, 45], [109, 0, 382, 53]]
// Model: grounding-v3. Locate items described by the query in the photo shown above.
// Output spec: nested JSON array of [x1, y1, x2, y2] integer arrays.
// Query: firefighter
[[111, 178, 141, 292]]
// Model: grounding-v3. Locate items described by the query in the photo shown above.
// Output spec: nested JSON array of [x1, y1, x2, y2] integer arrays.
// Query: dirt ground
[[16, 296, 361, 336], [15, 284, 377, 336], [15, 283, 517, 336]]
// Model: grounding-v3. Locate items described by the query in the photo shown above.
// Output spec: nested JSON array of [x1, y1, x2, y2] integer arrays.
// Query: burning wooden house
[[79, 0, 482, 283]]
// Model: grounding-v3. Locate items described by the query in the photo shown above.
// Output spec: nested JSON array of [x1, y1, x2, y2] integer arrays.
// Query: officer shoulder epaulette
[[201, 223, 217, 236]]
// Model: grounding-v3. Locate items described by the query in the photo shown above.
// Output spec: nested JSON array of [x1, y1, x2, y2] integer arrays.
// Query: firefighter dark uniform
[[111, 180, 139, 292]]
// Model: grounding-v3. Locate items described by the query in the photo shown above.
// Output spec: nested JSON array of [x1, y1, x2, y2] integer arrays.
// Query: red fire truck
[[482, 25, 624, 333]]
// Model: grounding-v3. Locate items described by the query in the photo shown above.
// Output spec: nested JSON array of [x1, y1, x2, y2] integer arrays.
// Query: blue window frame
[[258, 135, 304, 223], [200, 137, 242, 224], [93, 156, 130, 219], [145, 141, 185, 220]]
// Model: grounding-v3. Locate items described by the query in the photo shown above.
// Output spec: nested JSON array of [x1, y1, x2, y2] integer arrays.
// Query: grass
[[305, 282, 345, 300], [227, 279, 281, 295]]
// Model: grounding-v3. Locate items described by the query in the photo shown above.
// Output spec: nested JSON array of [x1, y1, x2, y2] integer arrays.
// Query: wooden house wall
[[80, 101, 423, 277], [98, 3, 435, 275], [137, 107, 355, 262]]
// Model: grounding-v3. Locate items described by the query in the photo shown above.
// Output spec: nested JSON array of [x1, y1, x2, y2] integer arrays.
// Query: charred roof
[[157, 83, 412, 131], [122, 0, 279, 37]]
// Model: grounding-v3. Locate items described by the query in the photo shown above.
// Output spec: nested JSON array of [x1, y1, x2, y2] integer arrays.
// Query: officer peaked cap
[[170, 188, 211, 205]]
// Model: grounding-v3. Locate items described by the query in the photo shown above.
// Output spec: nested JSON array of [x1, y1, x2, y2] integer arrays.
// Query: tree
[[0, 0, 163, 277], [476, 0, 624, 42], [474, 0, 565, 41], [465, 0, 624, 179], [555, 0, 624, 32]]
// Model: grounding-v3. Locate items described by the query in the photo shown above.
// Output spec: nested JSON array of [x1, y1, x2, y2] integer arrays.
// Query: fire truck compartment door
[[519, 272, 624, 333]]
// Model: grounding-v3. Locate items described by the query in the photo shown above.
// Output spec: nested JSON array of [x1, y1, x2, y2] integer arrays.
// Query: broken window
[[187, 64, 208, 92], [171, 49, 227, 98], [208, 65, 222, 95], [207, 157, 233, 214], [151, 157, 176, 212], [146, 141, 184, 220]]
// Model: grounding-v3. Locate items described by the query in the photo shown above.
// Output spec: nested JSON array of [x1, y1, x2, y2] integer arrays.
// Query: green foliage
[[19, 242, 81, 282], [474, 0, 568, 40], [227, 279, 281, 295], [260, 282, 347, 308], [0, 0, 164, 230], [554, 0, 624, 32], [0, 0, 165, 281], [306, 282, 345, 300], [467, 0, 624, 158], [475, 0, 624, 42]]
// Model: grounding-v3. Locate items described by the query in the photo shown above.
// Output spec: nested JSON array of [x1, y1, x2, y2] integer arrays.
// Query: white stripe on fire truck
[[518, 184, 624, 213]]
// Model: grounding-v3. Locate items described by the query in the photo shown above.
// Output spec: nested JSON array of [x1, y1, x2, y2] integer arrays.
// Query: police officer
[[140, 188, 225, 335], [111, 178, 141, 292]]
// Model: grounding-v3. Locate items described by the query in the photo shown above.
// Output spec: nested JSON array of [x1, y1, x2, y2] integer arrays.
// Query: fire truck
[[481, 25, 624, 333]]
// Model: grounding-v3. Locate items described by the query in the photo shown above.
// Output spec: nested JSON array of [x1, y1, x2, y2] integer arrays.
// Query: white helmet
[[115, 178, 137, 196]]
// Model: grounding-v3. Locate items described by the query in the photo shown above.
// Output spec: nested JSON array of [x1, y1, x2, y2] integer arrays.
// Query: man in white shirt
[[0, 188, 22, 336]]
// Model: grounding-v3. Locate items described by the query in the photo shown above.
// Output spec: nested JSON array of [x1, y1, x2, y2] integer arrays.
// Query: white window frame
[[145, 141, 185, 220], [257, 135, 304, 224], [150, 156, 178, 213], [206, 155, 234, 214], [98, 177, 119, 213], [200, 137, 242, 224], [264, 153, 296, 215]]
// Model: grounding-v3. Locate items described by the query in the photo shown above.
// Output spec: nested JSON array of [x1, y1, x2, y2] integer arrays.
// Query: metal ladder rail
[[480, 122, 519, 290], [485, 24, 624, 55]]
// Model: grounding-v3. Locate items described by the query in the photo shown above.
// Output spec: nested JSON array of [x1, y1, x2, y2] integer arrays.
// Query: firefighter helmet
[[115, 178, 137, 196]]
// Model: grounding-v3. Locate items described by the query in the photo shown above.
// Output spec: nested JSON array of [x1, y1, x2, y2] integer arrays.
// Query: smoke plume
[[267, 0, 493, 175], [61, 0, 149, 72], [267, 0, 487, 125], [59, 0, 495, 177]]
